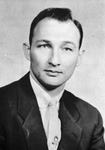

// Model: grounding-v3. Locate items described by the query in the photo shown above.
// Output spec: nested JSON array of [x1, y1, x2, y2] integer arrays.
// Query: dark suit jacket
[[0, 73, 104, 150]]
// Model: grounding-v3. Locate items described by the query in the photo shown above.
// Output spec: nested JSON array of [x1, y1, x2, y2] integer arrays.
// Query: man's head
[[23, 8, 84, 91], [29, 8, 83, 49]]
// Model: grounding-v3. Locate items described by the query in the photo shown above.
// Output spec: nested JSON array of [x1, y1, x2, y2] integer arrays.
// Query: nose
[[48, 49, 60, 67]]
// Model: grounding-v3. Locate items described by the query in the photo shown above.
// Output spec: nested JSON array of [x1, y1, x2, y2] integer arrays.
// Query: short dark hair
[[29, 8, 83, 49]]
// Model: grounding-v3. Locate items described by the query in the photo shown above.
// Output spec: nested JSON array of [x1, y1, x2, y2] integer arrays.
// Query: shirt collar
[[29, 73, 64, 109]]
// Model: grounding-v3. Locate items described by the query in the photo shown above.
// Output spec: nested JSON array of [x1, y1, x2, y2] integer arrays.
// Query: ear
[[76, 49, 85, 67], [23, 43, 30, 61]]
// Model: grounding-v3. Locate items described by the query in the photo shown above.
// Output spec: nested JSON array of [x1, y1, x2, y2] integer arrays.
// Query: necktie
[[47, 101, 61, 150]]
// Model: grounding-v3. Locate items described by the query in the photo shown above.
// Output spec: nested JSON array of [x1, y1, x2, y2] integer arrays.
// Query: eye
[[63, 47, 73, 51], [37, 44, 51, 48]]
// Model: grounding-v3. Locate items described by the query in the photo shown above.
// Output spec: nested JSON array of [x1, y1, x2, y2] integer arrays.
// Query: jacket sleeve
[[90, 111, 105, 150]]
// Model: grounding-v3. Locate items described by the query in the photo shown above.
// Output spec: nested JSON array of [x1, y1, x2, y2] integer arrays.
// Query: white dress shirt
[[29, 73, 64, 150]]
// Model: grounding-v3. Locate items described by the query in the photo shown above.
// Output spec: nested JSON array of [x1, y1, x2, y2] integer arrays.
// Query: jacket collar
[[17, 73, 82, 150]]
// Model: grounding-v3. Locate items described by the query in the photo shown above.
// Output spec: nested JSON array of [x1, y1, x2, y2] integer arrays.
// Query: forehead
[[33, 18, 80, 45]]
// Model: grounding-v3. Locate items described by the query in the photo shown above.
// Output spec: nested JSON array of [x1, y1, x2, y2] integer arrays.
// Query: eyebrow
[[36, 40, 50, 44], [62, 41, 75, 47]]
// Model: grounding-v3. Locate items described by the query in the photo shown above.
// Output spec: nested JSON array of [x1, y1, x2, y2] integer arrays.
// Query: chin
[[40, 79, 62, 90]]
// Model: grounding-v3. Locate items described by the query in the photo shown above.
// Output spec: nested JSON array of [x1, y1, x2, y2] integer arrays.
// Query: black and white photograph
[[0, 0, 105, 149]]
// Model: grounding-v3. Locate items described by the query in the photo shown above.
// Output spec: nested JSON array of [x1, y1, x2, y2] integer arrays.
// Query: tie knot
[[48, 101, 56, 108]]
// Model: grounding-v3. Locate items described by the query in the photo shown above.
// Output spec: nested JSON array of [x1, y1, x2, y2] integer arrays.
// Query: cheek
[[34, 49, 49, 59], [30, 51, 48, 69], [31, 54, 38, 66], [61, 55, 78, 68], [62, 59, 78, 80]]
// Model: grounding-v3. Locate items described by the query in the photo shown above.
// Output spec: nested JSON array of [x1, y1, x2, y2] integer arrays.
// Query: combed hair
[[29, 8, 83, 49]]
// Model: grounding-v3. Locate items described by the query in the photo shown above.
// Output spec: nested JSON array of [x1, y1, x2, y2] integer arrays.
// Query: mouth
[[44, 70, 62, 76]]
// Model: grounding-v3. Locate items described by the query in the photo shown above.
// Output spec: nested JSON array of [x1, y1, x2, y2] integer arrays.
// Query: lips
[[45, 69, 62, 73], [44, 69, 62, 76]]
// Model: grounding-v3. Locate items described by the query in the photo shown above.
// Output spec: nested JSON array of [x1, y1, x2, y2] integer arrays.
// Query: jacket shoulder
[[0, 81, 18, 111], [0, 73, 30, 110], [0, 73, 29, 100], [64, 90, 102, 122]]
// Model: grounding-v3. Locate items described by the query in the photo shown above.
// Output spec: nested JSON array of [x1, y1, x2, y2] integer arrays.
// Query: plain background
[[0, 0, 105, 139]]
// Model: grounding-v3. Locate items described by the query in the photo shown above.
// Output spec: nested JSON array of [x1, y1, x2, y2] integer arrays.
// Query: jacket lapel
[[22, 105, 48, 150], [17, 73, 48, 150], [58, 91, 82, 150]]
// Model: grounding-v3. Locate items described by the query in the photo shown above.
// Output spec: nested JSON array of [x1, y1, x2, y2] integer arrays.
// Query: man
[[0, 8, 104, 150]]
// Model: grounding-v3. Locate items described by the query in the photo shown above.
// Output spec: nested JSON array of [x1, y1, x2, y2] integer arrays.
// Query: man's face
[[28, 18, 82, 89]]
